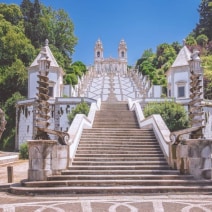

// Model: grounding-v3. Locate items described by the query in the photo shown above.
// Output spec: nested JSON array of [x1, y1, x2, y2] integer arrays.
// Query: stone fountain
[[28, 49, 70, 181]]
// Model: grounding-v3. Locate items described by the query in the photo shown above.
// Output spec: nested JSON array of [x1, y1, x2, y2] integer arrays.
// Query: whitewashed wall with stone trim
[[16, 97, 96, 149], [55, 102, 76, 132], [16, 101, 35, 149], [55, 98, 96, 133]]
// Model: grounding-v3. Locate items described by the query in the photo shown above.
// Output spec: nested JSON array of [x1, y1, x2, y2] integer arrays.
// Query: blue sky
[[2, 0, 200, 65]]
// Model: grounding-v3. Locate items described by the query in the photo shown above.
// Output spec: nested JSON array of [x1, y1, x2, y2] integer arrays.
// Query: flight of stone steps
[[11, 102, 212, 195]]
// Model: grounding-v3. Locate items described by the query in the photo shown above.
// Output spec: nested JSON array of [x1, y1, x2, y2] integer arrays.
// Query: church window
[[176, 81, 186, 98], [97, 51, 100, 57], [49, 86, 53, 97], [178, 86, 185, 98], [121, 51, 125, 58]]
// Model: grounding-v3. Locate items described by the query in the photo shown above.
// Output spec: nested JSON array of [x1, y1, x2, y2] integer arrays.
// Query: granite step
[[72, 161, 168, 166], [11, 185, 212, 195], [92, 124, 139, 128], [76, 150, 163, 154], [74, 157, 166, 161], [83, 128, 153, 133], [22, 179, 212, 188], [78, 144, 161, 148], [77, 146, 161, 150], [61, 169, 181, 175], [75, 153, 165, 157], [69, 165, 171, 170], [48, 174, 193, 181]]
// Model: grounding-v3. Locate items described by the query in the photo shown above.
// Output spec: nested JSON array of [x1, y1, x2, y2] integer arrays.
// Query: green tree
[[64, 61, 87, 85], [202, 55, 212, 99], [156, 43, 176, 69], [136, 49, 155, 68], [1, 92, 25, 151], [20, 0, 77, 66], [20, 0, 42, 48], [0, 3, 23, 26], [171, 42, 182, 54], [144, 101, 189, 132], [67, 102, 90, 124], [194, 0, 212, 40], [196, 34, 209, 47], [51, 9, 77, 66], [0, 16, 35, 103], [185, 35, 197, 47], [65, 73, 78, 85], [71, 61, 87, 74]]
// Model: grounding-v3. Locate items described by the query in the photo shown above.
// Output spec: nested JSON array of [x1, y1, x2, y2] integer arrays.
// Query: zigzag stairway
[[11, 102, 212, 195]]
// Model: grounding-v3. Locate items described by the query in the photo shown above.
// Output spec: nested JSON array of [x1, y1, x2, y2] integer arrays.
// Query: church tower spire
[[94, 39, 104, 62]]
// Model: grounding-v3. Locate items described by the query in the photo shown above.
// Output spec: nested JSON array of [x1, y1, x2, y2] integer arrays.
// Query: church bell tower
[[118, 39, 127, 62], [94, 39, 104, 62]]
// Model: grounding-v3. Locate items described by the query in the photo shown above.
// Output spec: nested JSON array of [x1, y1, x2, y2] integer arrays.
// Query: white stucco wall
[[203, 106, 212, 139], [152, 85, 162, 98], [28, 72, 37, 99], [28, 68, 62, 99], [16, 98, 96, 149], [17, 105, 34, 147]]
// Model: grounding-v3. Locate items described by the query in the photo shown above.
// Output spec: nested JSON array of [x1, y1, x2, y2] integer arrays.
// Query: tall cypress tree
[[20, 0, 42, 48], [20, 0, 33, 40], [194, 0, 212, 40], [31, 0, 41, 47]]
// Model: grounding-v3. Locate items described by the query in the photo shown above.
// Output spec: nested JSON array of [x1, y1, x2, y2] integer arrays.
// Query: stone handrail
[[170, 126, 204, 145], [67, 99, 101, 165], [128, 98, 171, 165]]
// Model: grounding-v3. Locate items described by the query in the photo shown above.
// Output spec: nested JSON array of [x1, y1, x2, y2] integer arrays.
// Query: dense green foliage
[[193, 0, 212, 41], [190, 0, 212, 99], [0, 1, 80, 151], [67, 102, 90, 125], [136, 0, 212, 97], [136, 43, 180, 91], [19, 142, 29, 159], [144, 101, 189, 132], [65, 61, 87, 85], [0, 92, 25, 150]]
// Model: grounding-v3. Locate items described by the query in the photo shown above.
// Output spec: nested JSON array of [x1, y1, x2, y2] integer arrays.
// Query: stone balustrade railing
[[67, 98, 101, 165], [128, 98, 171, 165], [128, 97, 212, 180]]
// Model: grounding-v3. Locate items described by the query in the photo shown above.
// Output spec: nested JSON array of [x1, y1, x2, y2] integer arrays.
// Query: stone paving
[[0, 193, 212, 212], [1, 160, 212, 211], [0, 160, 28, 184]]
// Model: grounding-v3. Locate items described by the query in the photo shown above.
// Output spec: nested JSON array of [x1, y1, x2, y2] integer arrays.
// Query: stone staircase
[[10, 102, 212, 195]]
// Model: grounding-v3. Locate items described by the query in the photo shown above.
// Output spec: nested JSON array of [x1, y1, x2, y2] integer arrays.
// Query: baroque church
[[15, 39, 212, 149]]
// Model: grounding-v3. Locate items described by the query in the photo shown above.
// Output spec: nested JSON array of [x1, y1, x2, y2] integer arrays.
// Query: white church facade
[[94, 39, 128, 75]]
